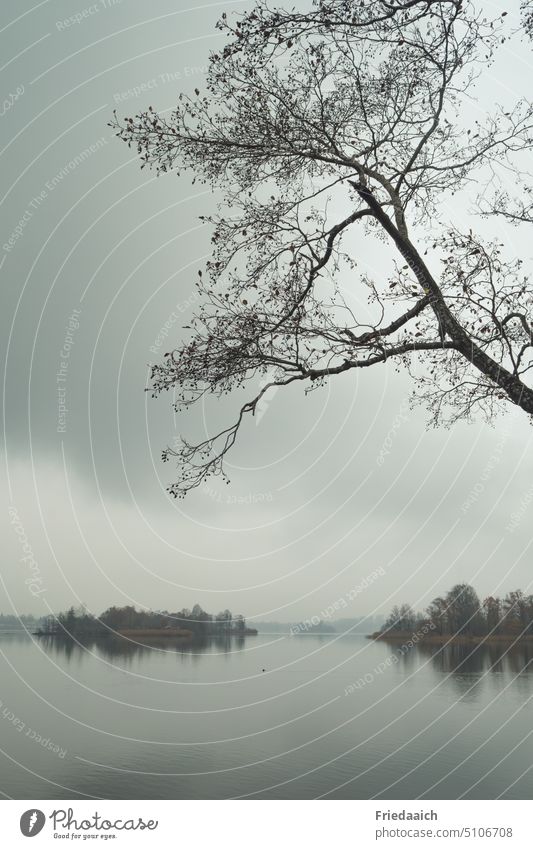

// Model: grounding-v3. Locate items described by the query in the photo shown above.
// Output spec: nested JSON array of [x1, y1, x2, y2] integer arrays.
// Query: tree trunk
[[356, 184, 533, 416]]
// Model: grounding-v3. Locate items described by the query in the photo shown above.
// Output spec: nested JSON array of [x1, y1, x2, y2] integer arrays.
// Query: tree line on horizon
[[39, 603, 249, 637], [382, 584, 533, 638], [0, 614, 40, 629]]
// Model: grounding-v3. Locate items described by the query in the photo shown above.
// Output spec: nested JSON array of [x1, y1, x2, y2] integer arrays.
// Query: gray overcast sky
[[2, 0, 532, 624]]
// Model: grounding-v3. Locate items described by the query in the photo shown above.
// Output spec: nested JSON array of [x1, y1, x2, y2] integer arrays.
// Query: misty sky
[[2, 0, 532, 626]]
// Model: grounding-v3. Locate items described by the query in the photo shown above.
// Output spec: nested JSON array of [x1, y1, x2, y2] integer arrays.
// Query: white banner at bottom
[[1, 800, 530, 847]]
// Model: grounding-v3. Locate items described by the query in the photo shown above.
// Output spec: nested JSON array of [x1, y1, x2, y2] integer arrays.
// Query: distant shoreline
[[32, 627, 258, 639], [369, 632, 533, 645]]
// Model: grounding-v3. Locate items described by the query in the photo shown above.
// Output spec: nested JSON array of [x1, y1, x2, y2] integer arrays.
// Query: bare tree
[[111, 0, 533, 497], [522, 1, 533, 37]]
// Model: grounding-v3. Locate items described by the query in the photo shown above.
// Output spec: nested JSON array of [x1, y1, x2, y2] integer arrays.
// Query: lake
[[1, 631, 532, 799]]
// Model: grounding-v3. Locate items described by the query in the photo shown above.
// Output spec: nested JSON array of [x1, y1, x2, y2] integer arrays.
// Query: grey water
[[1, 631, 532, 799]]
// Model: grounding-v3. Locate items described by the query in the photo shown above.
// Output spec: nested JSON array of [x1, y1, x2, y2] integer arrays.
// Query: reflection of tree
[[38, 634, 80, 663], [416, 640, 533, 678], [38, 632, 249, 665]]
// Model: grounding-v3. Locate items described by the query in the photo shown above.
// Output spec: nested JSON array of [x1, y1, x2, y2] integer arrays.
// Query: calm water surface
[[1, 631, 532, 799]]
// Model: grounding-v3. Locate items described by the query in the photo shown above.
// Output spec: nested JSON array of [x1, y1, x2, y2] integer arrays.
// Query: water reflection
[[35, 632, 247, 664], [380, 637, 533, 676], [3, 632, 533, 799]]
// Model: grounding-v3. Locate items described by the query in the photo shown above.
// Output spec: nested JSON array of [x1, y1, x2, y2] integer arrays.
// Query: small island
[[370, 583, 533, 646], [34, 603, 258, 640]]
